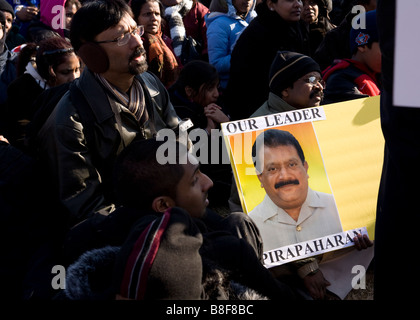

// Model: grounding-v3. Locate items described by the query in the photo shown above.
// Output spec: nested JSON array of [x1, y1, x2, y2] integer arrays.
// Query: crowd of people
[[0, 0, 384, 302]]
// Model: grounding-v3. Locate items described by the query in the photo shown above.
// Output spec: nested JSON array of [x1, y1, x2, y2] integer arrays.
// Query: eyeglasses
[[301, 76, 325, 88], [94, 25, 144, 47]]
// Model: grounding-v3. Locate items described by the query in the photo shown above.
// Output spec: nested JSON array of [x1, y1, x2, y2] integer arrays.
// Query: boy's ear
[[151, 196, 176, 213], [357, 45, 367, 54]]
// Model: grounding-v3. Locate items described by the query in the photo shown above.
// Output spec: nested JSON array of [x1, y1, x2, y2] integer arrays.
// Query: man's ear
[[151, 196, 176, 213], [281, 88, 289, 99], [304, 160, 309, 178], [256, 172, 264, 188]]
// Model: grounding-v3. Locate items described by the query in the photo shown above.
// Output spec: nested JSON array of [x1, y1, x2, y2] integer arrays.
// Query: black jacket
[[224, 3, 310, 121], [61, 206, 299, 300]]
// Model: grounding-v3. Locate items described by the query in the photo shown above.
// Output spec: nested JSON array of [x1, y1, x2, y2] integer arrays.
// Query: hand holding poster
[[221, 96, 382, 298]]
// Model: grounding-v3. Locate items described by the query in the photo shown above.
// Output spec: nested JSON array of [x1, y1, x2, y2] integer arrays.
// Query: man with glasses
[[250, 51, 324, 118], [37, 0, 180, 226]]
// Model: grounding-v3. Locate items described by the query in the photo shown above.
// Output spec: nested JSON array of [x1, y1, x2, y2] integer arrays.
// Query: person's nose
[[201, 173, 214, 192], [68, 70, 79, 82], [131, 31, 143, 48], [151, 13, 159, 22], [213, 87, 219, 100], [277, 166, 292, 179]]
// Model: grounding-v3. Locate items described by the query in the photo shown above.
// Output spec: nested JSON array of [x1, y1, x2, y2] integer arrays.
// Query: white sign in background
[[393, 0, 420, 108]]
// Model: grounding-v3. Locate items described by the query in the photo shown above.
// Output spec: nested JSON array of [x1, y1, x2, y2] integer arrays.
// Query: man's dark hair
[[252, 129, 306, 173], [113, 139, 185, 210], [173, 60, 219, 96], [70, 0, 133, 51]]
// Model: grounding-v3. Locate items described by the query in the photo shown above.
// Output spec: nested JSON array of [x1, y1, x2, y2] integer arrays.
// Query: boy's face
[[360, 42, 382, 74], [174, 155, 214, 218]]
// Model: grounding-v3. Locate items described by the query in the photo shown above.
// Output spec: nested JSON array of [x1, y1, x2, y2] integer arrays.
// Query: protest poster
[[221, 96, 383, 268]]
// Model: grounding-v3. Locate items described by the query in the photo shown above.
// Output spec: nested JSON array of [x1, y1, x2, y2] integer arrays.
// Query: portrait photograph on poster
[[221, 96, 383, 298]]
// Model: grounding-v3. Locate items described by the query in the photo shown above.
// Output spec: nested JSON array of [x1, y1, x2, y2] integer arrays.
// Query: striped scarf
[[119, 210, 171, 300], [164, 0, 193, 59], [96, 74, 148, 125]]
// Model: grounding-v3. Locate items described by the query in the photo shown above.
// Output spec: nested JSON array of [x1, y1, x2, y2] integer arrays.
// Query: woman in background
[[5, 36, 81, 148], [301, 0, 335, 56], [168, 60, 232, 207], [205, 0, 256, 91], [132, 0, 180, 88]]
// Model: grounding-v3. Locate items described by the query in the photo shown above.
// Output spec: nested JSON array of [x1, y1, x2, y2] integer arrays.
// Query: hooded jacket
[[322, 58, 380, 104], [205, 0, 256, 89]]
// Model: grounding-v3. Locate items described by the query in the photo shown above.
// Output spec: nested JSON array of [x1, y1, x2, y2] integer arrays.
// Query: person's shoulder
[[248, 201, 266, 220], [48, 90, 75, 124], [250, 103, 269, 118], [312, 189, 336, 206], [193, 1, 210, 15], [207, 14, 238, 30]]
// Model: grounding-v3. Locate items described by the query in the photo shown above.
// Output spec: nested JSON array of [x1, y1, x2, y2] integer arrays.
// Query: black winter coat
[[224, 3, 310, 121]]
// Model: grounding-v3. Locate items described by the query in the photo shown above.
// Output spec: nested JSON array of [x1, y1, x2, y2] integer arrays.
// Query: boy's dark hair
[[113, 139, 185, 210], [70, 0, 133, 51], [173, 60, 219, 95], [252, 129, 306, 173]]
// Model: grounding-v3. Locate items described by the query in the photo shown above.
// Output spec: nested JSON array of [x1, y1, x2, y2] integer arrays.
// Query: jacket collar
[[267, 92, 296, 113], [76, 68, 115, 123], [76, 68, 152, 124]]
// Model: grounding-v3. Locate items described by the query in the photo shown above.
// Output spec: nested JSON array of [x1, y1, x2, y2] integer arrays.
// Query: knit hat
[[0, 0, 14, 18], [113, 207, 204, 300], [349, 10, 378, 55], [269, 51, 322, 94]]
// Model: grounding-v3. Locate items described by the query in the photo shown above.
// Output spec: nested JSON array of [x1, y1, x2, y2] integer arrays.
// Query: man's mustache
[[130, 47, 146, 61], [275, 179, 300, 189], [310, 88, 324, 100]]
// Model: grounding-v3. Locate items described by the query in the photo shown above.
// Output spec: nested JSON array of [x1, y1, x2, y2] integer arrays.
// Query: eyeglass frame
[[300, 75, 326, 88], [94, 25, 144, 47]]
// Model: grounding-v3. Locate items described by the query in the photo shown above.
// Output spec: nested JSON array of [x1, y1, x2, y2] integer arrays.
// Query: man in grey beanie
[[250, 51, 324, 118]]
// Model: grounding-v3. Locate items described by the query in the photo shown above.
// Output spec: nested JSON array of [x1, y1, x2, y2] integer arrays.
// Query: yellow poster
[[221, 96, 383, 262]]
